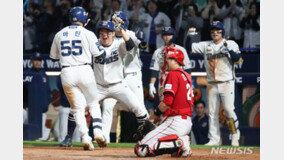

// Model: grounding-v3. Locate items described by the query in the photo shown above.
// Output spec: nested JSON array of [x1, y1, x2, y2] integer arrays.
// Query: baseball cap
[[31, 52, 42, 61]]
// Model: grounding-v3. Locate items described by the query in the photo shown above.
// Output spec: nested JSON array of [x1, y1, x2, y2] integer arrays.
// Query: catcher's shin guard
[[134, 141, 155, 157], [153, 134, 184, 156]]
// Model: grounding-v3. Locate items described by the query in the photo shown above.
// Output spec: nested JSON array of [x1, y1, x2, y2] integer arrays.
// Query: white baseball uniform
[[191, 39, 241, 144], [150, 44, 191, 101], [50, 24, 104, 140], [91, 36, 148, 142], [102, 30, 145, 142]]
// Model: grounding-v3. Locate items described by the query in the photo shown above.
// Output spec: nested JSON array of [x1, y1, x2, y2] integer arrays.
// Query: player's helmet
[[162, 27, 175, 43], [69, 7, 88, 24], [112, 11, 129, 29], [209, 21, 225, 36], [162, 27, 175, 35], [164, 46, 185, 66], [98, 20, 115, 32]]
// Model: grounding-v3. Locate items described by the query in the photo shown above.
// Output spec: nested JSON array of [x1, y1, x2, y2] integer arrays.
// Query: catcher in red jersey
[[134, 47, 194, 157]]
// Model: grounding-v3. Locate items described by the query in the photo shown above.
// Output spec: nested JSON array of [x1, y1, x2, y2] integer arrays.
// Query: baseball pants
[[92, 77, 148, 142], [54, 106, 80, 142], [101, 71, 145, 142], [207, 80, 240, 144], [141, 115, 192, 150], [61, 65, 103, 139]]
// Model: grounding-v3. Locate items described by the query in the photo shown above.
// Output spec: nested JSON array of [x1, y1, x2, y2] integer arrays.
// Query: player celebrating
[[100, 11, 148, 143], [187, 21, 243, 146], [149, 26, 191, 101], [90, 20, 149, 146], [134, 46, 194, 157], [50, 7, 105, 151]]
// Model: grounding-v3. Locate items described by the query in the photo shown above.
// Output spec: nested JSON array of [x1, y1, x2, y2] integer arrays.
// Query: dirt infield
[[24, 146, 259, 160]]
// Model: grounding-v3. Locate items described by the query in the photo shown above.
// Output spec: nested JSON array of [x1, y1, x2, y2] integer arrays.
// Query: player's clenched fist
[[187, 27, 198, 36]]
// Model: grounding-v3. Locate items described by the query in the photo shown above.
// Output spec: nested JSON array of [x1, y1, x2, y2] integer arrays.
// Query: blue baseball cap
[[31, 52, 42, 61], [98, 20, 115, 32]]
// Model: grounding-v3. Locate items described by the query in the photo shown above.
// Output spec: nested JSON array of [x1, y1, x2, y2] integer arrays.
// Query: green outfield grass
[[23, 141, 260, 150]]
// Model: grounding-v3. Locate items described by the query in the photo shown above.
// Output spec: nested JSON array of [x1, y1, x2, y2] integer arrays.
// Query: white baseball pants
[[60, 65, 102, 139], [101, 71, 145, 142], [207, 80, 240, 144], [141, 115, 192, 150]]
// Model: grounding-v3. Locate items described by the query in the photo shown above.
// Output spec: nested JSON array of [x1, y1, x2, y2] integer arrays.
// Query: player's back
[[50, 24, 99, 67]]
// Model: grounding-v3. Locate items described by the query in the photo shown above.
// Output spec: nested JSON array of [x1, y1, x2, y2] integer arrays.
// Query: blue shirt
[[192, 114, 209, 144], [23, 68, 50, 113]]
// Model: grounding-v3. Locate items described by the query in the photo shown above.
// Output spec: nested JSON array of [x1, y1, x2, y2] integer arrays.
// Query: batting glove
[[149, 83, 156, 98], [187, 27, 198, 37]]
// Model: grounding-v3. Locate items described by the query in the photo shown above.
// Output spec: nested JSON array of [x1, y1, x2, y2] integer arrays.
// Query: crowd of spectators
[[24, 0, 260, 54]]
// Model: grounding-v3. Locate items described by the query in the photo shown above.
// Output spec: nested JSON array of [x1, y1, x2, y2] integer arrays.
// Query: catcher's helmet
[[209, 21, 225, 36], [112, 11, 129, 29], [164, 46, 185, 66], [69, 7, 88, 24], [98, 20, 115, 32]]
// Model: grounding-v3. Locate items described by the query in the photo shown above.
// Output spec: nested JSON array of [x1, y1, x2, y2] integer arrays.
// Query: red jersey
[[163, 68, 194, 117]]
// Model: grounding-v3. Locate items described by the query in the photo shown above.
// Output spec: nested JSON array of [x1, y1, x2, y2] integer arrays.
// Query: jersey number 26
[[186, 83, 193, 101], [61, 40, 82, 56]]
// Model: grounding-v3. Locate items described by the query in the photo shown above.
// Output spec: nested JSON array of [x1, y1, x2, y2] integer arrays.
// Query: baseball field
[[23, 141, 260, 160]]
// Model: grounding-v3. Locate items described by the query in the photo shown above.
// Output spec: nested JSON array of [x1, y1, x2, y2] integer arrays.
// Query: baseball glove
[[133, 120, 157, 141], [112, 14, 124, 31]]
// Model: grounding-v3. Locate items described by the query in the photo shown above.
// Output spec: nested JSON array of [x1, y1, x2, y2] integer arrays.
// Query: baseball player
[[100, 11, 148, 143], [187, 21, 243, 146], [149, 26, 191, 102], [90, 20, 149, 146], [50, 7, 105, 151], [134, 46, 194, 157], [54, 77, 80, 145]]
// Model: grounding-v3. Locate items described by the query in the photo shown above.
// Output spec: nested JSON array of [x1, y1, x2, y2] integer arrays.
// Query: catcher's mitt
[[133, 120, 157, 141]]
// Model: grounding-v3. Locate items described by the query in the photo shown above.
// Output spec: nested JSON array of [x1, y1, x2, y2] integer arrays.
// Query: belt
[[62, 63, 91, 69], [208, 79, 233, 84], [125, 72, 137, 76], [97, 81, 122, 88]]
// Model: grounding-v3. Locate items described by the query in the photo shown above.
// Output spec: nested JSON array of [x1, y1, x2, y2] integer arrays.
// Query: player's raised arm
[[112, 15, 135, 52], [187, 27, 207, 54]]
